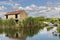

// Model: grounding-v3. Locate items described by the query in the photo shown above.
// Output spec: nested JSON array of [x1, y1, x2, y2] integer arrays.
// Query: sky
[[0, 0, 60, 18]]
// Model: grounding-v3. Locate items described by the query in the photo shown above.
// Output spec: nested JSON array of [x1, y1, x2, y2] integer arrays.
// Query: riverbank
[[0, 17, 60, 32]]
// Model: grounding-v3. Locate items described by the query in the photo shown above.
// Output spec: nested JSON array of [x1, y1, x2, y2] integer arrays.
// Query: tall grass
[[0, 17, 59, 28], [0, 18, 3, 27], [0, 18, 16, 28], [57, 24, 60, 33], [19, 17, 45, 28]]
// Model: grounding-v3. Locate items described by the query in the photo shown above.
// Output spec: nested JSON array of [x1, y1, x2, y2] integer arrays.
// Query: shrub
[[57, 26, 60, 33], [0, 18, 3, 27]]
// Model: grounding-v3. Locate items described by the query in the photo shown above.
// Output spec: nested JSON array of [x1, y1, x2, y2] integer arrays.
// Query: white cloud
[[18, 4, 60, 18], [19, 7, 24, 10], [25, 6, 33, 10], [0, 0, 20, 10], [29, 4, 37, 8], [12, 3, 20, 9], [0, 0, 60, 18], [0, 6, 7, 10], [9, 0, 20, 8], [0, 12, 6, 18], [0, 0, 20, 18]]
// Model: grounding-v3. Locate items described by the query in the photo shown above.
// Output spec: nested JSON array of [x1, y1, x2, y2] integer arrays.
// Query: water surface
[[0, 27, 60, 40]]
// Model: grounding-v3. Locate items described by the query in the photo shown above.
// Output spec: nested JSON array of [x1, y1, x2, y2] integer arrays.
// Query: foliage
[[46, 18, 58, 23], [19, 17, 45, 27], [3, 18, 16, 28], [0, 16, 59, 28], [0, 18, 3, 27], [47, 27, 53, 31], [8, 18, 16, 27], [57, 24, 60, 33]]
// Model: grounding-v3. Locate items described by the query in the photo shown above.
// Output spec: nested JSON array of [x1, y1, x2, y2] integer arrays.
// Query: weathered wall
[[8, 15, 15, 19]]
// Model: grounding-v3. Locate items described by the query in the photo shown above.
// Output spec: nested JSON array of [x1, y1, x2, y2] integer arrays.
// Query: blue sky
[[0, 0, 60, 6], [0, 0, 60, 11], [0, 0, 60, 18]]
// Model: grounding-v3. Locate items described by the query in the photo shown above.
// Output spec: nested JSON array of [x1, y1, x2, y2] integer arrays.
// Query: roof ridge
[[5, 10, 25, 15]]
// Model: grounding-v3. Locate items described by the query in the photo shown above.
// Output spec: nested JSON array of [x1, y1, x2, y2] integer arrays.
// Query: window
[[15, 14, 18, 18], [6, 15, 8, 19]]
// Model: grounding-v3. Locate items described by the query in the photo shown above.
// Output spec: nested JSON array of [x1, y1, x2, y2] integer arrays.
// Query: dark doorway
[[6, 15, 8, 19], [16, 33, 18, 38], [15, 14, 18, 18], [15, 20, 18, 23]]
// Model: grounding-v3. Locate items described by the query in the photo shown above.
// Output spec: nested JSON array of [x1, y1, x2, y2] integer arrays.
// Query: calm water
[[0, 27, 60, 40]]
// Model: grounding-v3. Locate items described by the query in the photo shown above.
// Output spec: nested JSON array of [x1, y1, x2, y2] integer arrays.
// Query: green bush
[[19, 17, 45, 28], [0, 18, 3, 27], [57, 25, 60, 33], [3, 18, 16, 28], [8, 18, 16, 27]]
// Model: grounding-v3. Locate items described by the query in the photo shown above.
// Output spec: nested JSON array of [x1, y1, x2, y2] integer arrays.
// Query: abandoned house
[[5, 10, 28, 22]]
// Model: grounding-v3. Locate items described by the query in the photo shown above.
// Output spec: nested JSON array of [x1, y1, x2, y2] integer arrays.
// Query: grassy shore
[[0, 17, 60, 32]]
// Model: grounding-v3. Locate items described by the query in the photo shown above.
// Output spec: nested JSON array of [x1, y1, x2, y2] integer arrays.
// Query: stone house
[[5, 10, 28, 22]]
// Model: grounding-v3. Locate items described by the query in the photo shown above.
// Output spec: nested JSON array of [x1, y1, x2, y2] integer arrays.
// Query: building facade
[[5, 10, 28, 22]]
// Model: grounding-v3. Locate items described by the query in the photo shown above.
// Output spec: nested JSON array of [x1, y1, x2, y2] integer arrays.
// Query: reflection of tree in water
[[5, 27, 43, 39], [21, 26, 44, 37], [0, 28, 4, 34], [52, 27, 60, 38], [52, 32, 60, 38], [47, 27, 53, 31], [4, 28, 26, 40], [0, 26, 44, 40]]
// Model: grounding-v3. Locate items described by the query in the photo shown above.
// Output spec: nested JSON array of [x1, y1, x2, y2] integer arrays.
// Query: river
[[0, 27, 60, 40]]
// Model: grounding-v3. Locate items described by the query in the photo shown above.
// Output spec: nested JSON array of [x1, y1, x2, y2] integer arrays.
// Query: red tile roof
[[5, 10, 25, 15]]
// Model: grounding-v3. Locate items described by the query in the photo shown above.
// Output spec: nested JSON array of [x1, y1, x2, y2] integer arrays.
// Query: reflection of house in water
[[0, 25, 42, 40], [5, 27, 41, 40], [5, 10, 28, 22], [6, 32, 26, 40]]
